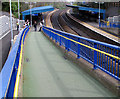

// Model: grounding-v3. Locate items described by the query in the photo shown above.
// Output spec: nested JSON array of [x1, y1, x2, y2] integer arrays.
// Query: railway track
[[50, 9, 119, 46], [50, 10, 64, 31], [60, 10, 90, 38], [51, 9, 78, 35]]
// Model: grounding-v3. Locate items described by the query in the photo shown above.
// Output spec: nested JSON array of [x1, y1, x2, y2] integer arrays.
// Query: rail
[[42, 26, 120, 81], [0, 26, 30, 98]]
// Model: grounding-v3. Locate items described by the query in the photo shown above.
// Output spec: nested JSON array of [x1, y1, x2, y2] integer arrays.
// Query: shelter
[[66, 5, 106, 20], [21, 6, 54, 20]]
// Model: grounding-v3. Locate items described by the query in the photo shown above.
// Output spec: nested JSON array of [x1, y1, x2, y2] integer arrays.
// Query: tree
[[2, 2, 21, 18], [2, 2, 9, 12]]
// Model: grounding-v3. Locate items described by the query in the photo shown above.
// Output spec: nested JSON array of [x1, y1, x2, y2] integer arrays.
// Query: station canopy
[[66, 5, 106, 19], [21, 6, 54, 20], [66, 5, 105, 13]]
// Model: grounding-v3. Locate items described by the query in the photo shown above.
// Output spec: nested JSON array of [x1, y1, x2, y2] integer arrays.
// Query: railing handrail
[[44, 26, 119, 49], [43, 26, 120, 60], [43, 26, 120, 81], [0, 26, 29, 98]]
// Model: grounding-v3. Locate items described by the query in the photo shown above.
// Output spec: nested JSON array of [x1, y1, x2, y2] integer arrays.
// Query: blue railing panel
[[100, 21, 120, 29], [43, 26, 120, 81], [0, 30, 22, 98], [0, 26, 30, 98]]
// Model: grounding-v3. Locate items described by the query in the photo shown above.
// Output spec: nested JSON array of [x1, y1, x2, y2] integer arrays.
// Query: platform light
[[95, 2, 104, 27], [30, 2, 32, 27], [10, 0, 13, 47], [18, 0, 20, 32]]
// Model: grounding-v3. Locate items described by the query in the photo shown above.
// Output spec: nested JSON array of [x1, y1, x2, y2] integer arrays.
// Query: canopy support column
[[22, 15, 25, 20], [103, 13, 105, 20]]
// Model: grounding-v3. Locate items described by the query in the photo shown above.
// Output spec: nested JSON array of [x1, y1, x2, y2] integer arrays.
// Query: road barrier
[[0, 26, 30, 98], [43, 26, 120, 81]]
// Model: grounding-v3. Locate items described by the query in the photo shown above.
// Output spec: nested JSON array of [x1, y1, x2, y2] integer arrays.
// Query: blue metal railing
[[43, 26, 120, 81], [100, 21, 120, 29], [0, 26, 30, 98]]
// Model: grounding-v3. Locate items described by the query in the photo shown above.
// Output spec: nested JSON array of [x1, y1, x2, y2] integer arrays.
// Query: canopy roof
[[66, 5, 105, 13], [22, 6, 54, 16]]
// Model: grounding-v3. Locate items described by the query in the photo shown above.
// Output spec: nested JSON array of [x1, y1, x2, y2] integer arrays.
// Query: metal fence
[[0, 26, 30, 98], [43, 26, 120, 81], [0, 15, 10, 36], [100, 21, 120, 29]]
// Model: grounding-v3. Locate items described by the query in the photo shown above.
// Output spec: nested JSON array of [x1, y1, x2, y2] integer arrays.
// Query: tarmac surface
[[21, 29, 115, 97]]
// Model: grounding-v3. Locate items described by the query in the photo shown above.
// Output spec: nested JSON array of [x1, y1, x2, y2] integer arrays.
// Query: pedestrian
[[39, 22, 42, 31], [42, 19, 44, 25], [25, 22, 27, 27], [34, 21, 37, 31], [26, 19, 29, 26]]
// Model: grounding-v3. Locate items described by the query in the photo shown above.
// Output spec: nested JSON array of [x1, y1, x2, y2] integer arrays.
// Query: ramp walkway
[[21, 28, 115, 97]]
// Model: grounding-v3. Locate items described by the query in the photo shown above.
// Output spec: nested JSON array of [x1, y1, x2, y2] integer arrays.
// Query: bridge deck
[[21, 29, 115, 97]]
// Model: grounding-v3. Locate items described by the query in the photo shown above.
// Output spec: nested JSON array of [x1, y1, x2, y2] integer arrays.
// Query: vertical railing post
[[110, 22, 112, 28], [49, 30, 50, 37], [59, 33, 62, 46], [77, 38, 81, 59], [117, 49, 120, 77], [67, 35, 70, 51], [94, 43, 98, 69], [65, 35, 68, 50], [99, 22, 101, 27], [55, 33, 57, 43], [50, 30, 52, 38], [52, 32, 54, 40]]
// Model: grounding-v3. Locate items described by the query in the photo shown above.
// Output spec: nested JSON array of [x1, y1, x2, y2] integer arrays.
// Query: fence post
[[49, 31, 51, 38], [77, 38, 81, 59], [94, 43, 98, 69], [105, 22, 107, 28], [50, 31, 52, 38], [67, 35, 70, 51], [117, 50, 120, 77], [52, 32, 54, 40], [59, 35, 62, 46], [55, 33, 57, 43], [65, 35, 68, 51]]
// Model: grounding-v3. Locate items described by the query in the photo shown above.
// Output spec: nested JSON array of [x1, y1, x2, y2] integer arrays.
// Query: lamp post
[[95, 2, 104, 27], [18, 0, 20, 32], [30, 2, 36, 26], [30, 2, 32, 27], [25, 2, 36, 27], [98, 2, 100, 27], [10, 0, 13, 47], [25, 2, 32, 26]]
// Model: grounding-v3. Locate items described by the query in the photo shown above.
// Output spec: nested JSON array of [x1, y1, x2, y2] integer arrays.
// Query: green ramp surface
[[22, 30, 115, 97]]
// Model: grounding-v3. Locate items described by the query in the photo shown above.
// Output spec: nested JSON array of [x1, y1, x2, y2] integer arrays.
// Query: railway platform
[[19, 28, 115, 97], [67, 9, 119, 45]]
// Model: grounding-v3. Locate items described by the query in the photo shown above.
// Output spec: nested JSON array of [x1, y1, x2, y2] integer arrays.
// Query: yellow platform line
[[81, 21, 119, 39], [46, 9, 58, 28], [67, 9, 119, 40]]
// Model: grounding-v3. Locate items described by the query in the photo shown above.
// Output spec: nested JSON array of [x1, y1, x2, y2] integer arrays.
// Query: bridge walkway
[[21, 28, 115, 97]]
